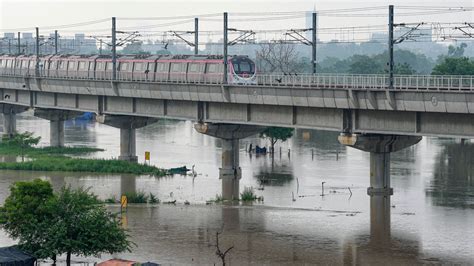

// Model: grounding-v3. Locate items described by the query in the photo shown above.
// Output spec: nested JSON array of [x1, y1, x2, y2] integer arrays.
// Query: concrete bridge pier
[[0, 104, 28, 139], [338, 134, 422, 240], [34, 109, 82, 147], [194, 123, 265, 200], [97, 115, 157, 162]]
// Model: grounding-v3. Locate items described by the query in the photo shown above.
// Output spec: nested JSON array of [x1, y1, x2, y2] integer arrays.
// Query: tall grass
[[240, 187, 257, 202], [0, 157, 167, 176], [0, 143, 103, 156]]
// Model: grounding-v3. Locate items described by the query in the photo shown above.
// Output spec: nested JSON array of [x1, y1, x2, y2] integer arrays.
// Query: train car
[[39, 55, 55, 77], [229, 56, 256, 84], [0, 54, 257, 84]]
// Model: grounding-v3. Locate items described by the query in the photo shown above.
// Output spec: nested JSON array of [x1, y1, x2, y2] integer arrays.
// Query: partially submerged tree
[[46, 187, 133, 266], [0, 180, 133, 266], [0, 179, 56, 259], [2, 131, 41, 161], [260, 127, 294, 154]]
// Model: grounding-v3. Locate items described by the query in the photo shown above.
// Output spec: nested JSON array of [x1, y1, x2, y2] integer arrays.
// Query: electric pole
[[223, 12, 228, 84], [312, 12, 317, 74], [194, 17, 199, 55], [55, 30, 58, 54], [99, 39, 103, 55], [35, 27, 40, 76], [112, 17, 117, 80], [388, 5, 394, 89], [17, 32, 20, 55]]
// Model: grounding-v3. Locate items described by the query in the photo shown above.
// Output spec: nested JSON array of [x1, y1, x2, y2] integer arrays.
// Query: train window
[[157, 63, 168, 72], [59, 61, 67, 69], [134, 63, 144, 71], [96, 62, 104, 70], [171, 63, 182, 72], [207, 64, 218, 73], [106, 62, 113, 70], [148, 63, 155, 71], [120, 62, 129, 71], [22, 61, 29, 69], [68, 61, 76, 70], [189, 63, 200, 72], [6, 60, 12, 67], [232, 57, 254, 75], [79, 61, 87, 70]]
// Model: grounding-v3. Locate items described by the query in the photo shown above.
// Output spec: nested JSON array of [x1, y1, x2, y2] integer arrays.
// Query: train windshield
[[232, 57, 255, 77]]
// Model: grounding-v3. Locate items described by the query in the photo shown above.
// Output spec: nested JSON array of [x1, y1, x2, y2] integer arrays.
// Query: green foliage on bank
[[0, 179, 133, 265], [240, 187, 258, 202], [0, 132, 167, 176], [0, 156, 167, 176]]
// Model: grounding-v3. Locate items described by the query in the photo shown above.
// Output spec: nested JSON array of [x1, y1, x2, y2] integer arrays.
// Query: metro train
[[0, 54, 257, 84]]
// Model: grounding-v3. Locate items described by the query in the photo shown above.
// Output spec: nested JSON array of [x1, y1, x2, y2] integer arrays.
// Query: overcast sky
[[1, 0, 472, 42]]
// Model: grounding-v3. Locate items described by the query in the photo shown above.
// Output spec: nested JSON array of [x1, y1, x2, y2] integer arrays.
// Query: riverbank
[[0, 143, 167, 176]]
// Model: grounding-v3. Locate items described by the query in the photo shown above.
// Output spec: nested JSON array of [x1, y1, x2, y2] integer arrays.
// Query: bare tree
[[256, 42, 304, 74], [215, 232, 234, 266]]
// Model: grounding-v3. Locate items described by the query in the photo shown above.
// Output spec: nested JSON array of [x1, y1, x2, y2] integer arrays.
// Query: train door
[[156, 62, 169, 82]]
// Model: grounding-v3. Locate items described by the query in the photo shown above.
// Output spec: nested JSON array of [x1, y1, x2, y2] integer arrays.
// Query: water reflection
[[0, 115, 472, 264], [427, 143, 474, 208], [343, 194, 425, 265]]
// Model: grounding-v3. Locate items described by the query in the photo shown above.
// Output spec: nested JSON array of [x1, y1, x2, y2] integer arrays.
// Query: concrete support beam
[[34, 108, 83, 147], [339, 133, 421, 242], [220, 138, 241, 200], [195, 123, 265, 200], [97, 115, 157, 162], [338, 133, 421, 196], [0, 104, 28, 139]]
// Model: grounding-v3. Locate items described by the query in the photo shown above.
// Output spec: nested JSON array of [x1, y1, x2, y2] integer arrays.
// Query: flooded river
[[0, 112, 472, 265]]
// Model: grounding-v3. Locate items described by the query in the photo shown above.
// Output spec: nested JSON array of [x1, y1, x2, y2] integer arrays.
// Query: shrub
[[240, 187, 257, 202]]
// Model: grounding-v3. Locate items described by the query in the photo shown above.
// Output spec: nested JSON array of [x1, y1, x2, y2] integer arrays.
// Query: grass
[[124, 191, 148, 203], [0, 156, 167, 176], [0, 143, 104, 156], [105, 191, 160, 204], [0, 141, 167, 176], [240, 187, 258, 202]]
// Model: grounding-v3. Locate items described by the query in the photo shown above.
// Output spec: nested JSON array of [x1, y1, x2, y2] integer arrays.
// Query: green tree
[[2, 131, 41, 162], [348, 55, 384, 74], [0, 179, 56, 259], [394, 62, 415, 75], [0, 180, 133, 266], [260, 127, 294, 154], [431, 57, 474, 75], [448, 43, 467, 58], [45, 186, 133, 266]]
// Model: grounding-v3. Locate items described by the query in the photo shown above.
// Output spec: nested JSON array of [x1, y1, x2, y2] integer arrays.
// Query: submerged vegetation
[[105, 191, 160, 204], [240, 187, 258, 202], [0, 132, 167, 176]]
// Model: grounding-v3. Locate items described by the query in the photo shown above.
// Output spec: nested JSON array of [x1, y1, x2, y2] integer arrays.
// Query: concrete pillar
[[119, 128, 137, 162], [97, 115, 157, 162], [0, 104, 28, 139], [2, 112, 16, 139], [194, 123, 265, 200], [34, 109, 83, 147], [50, 120, 65, 147], [338, 134, 421, 242], [220, 138, 241, 200]]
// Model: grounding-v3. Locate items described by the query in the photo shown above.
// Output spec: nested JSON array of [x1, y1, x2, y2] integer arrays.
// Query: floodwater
[[0, 112, 473, 265]]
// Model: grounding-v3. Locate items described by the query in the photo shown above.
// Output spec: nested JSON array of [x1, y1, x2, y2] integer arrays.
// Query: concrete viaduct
[[0, 74, 473, 206]]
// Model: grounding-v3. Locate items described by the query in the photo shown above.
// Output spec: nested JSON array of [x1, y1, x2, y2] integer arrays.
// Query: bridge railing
[[255, 74, 474, 91], [0, 71, 472, 91]]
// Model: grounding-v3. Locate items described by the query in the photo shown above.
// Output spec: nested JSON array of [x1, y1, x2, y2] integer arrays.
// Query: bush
[[240, 187, 257, 202], [124, 191, 148, 204], [148, 193, 159, 204]]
